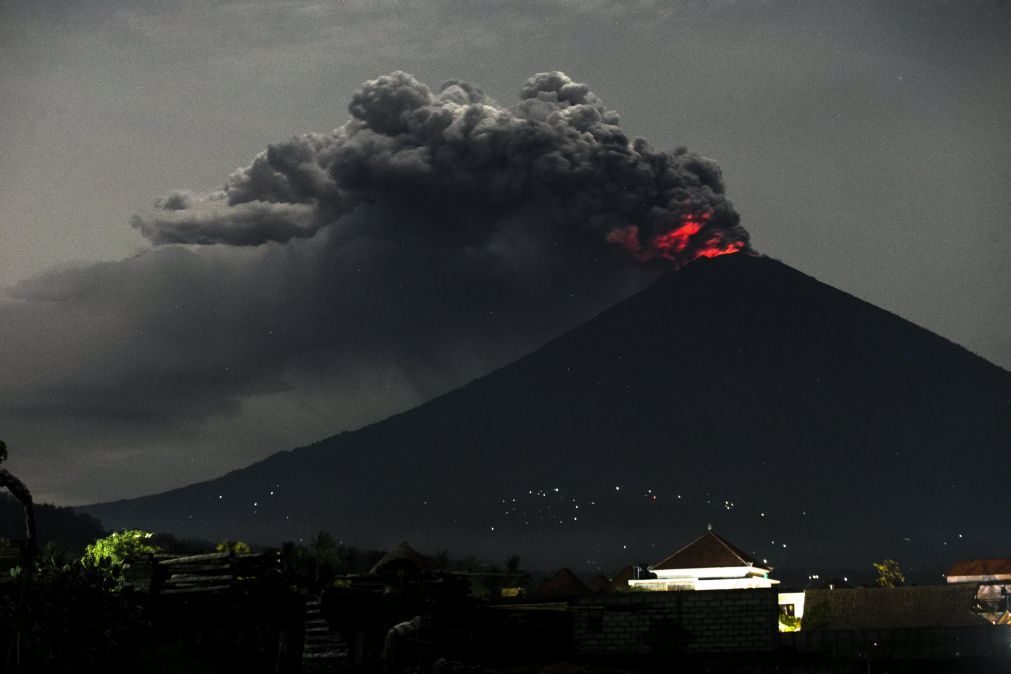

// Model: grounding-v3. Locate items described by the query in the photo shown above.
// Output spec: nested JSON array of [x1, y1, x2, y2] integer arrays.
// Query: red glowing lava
[[607, 212, 744, 265]]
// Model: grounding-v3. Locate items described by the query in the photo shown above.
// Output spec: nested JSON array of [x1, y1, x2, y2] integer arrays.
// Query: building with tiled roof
[[946, 558, 1011, 621], [946, 558, 1011, 584], [628, 527, 779, 591]]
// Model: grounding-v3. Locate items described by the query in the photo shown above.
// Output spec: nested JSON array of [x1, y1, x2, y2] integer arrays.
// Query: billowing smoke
[[133, 71, 748, 266], [1, 71, 749, 503]]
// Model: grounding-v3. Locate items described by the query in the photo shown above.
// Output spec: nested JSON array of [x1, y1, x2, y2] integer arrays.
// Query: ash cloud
[[133, 71, 747, 261], [1, 71, 748, 502]]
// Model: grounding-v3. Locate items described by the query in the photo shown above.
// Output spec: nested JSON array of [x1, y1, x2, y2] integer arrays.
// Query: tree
[[873, 558, 905, 588], [215, 539, 252, 554], [83, 529, 160, 568]]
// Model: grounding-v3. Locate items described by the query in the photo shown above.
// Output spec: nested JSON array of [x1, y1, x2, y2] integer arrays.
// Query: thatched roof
[[803, 585, 989, 630], [587, 574, 610, 593], [369, 541, 429, 576], [652, 530, 765, 571], [530, 568, 591, 600], [609, 566, 634, 591]]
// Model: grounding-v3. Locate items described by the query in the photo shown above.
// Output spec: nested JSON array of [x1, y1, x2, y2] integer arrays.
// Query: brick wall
[[572, 588, 778, 656]]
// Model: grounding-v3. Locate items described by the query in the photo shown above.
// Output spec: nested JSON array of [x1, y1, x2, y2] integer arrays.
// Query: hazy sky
[[1, 0, 1008, 505]]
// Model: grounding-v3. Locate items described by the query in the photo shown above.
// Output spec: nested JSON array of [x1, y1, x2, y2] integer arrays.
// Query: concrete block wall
[[572, 588, 779, 656]]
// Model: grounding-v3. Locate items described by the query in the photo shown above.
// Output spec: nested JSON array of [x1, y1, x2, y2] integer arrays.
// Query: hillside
[[83, 254, 1011, 576]]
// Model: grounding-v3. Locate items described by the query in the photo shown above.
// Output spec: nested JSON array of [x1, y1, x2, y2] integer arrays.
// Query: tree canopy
[[873, 558, 905, 588], [83, 529, 160, 567]]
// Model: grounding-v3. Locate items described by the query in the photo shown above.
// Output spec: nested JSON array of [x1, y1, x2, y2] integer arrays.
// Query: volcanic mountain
[[83, 255, 1010, 578]]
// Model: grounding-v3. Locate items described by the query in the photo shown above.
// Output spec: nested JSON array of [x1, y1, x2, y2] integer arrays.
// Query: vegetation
[[778, 613, 802, 632], [83, 529, 161, 568], [3, 519, 530, 671], [873, 558, 905, 588], [1, 545, 146, 673], [215, 539, 252, 554], [280, 530, 386, 591]]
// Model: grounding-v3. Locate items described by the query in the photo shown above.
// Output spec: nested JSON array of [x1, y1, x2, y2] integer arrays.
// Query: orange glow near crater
[[607, 212, 744, 266]]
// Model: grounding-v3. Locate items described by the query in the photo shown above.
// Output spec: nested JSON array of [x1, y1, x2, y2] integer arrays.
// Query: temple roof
[[651, 530, 767, 571]]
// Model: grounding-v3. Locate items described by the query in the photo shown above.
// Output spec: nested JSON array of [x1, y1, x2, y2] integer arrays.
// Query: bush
[[83, 529, 160, 567], [1, 545, 147, 673]]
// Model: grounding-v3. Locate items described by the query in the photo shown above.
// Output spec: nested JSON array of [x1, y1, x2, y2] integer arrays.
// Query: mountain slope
[[83, 255, 1010, 576]]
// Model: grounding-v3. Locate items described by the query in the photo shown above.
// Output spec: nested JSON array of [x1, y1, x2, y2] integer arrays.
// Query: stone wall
[[572, 588, 778, 656]]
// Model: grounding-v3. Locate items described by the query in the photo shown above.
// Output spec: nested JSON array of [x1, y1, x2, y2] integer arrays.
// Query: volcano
[[83, 255, 1010, 579]]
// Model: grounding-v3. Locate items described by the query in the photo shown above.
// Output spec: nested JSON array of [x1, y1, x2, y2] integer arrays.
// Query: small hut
[[529, 568, 591, 601]]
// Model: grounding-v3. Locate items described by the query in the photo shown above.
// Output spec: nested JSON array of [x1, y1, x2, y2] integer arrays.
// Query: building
[[946, 558, 1011, 620], [793, 585, 1006, 659], [628, 527, 779, 591], [946, 558, 1011, 585]]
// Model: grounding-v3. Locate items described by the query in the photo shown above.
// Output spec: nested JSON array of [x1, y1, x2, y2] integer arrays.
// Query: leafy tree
[[83, 529, 160, 568], [310, 529, 337, 555], [215, 539, 252, 554], [873, 558, 905, 588]]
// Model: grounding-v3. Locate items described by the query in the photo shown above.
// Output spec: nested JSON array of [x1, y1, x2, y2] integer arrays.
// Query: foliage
[[215, 539, 252, 554], [873, 558, 905, 588], [280, 532, 385, 592], [1, 544, 146, 673], [83, 529, 160, 568], [778, 614, 802, 632]]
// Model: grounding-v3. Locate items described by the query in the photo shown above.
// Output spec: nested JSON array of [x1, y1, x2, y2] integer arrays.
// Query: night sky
[[1, 1, 1008, 508]]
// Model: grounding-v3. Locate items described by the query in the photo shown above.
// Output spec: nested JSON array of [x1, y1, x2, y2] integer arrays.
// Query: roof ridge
[[650, 529, 764, 571], [650, 530, 711, 569], [708, 530, 754, 566]]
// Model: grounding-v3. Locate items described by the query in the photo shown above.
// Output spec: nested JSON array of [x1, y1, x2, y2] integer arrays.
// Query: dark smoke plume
[[133, 71, 748, 266], [2, 71, 749, 503]]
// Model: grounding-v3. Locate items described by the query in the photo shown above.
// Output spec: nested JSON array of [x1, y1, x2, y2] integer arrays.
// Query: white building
[[628, 527, 780, 591]]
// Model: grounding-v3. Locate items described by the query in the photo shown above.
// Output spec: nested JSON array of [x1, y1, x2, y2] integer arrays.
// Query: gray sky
[[1, 1, 1008, 505]]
